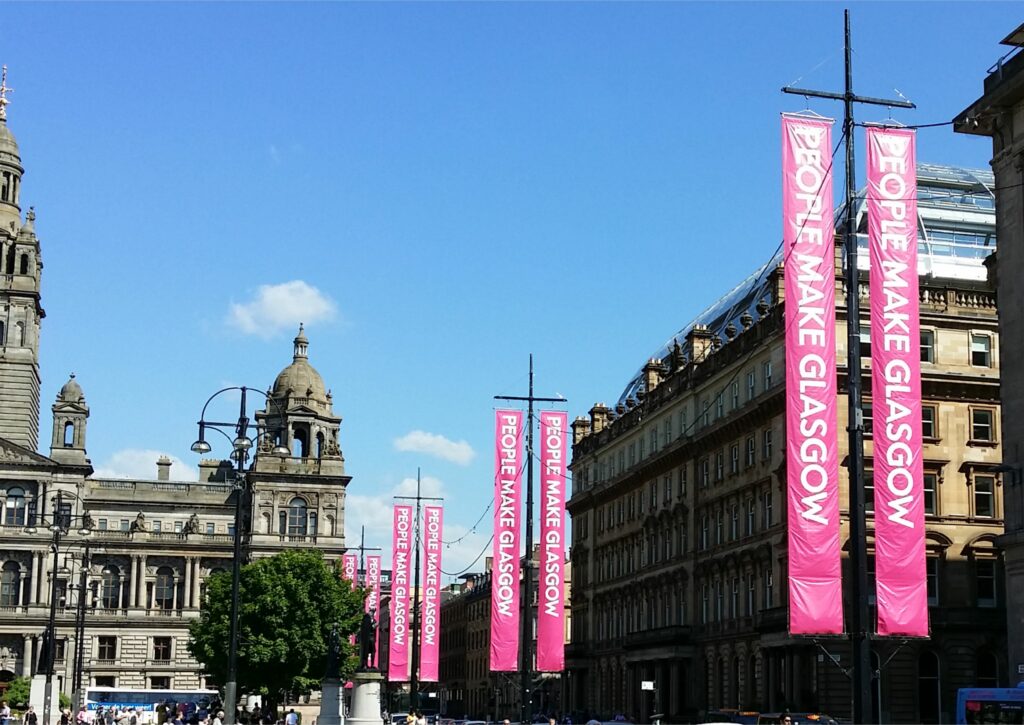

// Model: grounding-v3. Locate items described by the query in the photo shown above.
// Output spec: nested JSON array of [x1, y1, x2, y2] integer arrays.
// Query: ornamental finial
[[0, 66, 11, 122]]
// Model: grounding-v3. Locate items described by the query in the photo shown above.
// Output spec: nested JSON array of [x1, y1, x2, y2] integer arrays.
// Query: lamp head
[[232, 435, 253, 452], [191, 438, 212, 455]]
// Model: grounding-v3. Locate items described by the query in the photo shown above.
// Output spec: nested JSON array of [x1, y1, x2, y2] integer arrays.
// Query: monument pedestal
[[318, 677, 345, 725], [346, 669, 384, 725]]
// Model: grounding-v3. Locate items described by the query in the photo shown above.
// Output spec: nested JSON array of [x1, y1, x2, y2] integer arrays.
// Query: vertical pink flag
[[389, 505, 413, 681], [782, 114, 844, 635], [341, 553, 359, 586], [365, 555, 382, 667], [867, 126, 928, 637], [491, 409, 524, 672], [420, 505, 443, 681], [342, 553, 359, 645], [537, 411, 567, 672]]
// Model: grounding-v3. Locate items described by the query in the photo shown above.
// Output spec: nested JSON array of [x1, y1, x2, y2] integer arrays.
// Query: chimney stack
[[156, 455, 172, 481]]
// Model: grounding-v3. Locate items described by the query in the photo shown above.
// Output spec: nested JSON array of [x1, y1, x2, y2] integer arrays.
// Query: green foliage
[[59, 692, 71, 710], [188, 549, 364, 699], [4, 677, 30, 708]]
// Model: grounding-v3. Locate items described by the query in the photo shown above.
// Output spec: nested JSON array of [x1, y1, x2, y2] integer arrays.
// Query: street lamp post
[[70, 542, 93, 713], [26, 489, 93, 725], [191, 386, 289, 725]]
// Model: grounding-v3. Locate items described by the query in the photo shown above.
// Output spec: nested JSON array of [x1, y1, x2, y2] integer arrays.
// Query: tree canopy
[[188, 549, 365, 701]]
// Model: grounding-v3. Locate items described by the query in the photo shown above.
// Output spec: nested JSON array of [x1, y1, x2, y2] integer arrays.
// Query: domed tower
[[254, 324, 344, 475], [50, 373, 90, 466], [0, 66, 45, 450]]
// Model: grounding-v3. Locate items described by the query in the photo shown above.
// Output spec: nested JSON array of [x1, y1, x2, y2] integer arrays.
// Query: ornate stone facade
[[0, 94, 351, 696], [567, 165, 1007, 723]]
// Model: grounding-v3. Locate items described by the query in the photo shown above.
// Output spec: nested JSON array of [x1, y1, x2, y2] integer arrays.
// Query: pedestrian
[[284, 710, 298, 725], [0, 701, 10, 725], [23, 706, 38, 725], [212, 712, 224, 725], [415, 712, 426, 725]]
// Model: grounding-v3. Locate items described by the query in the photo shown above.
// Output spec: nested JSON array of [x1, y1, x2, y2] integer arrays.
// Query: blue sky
[[1, 1, 1016, 579]]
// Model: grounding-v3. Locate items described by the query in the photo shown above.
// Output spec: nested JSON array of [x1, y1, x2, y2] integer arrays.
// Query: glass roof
[[616, 163, 995, 406]]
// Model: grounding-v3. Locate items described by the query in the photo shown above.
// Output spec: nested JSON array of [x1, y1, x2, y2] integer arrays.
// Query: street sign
[[1017, 663, 1024, 675], [641, 681, 655, 691]]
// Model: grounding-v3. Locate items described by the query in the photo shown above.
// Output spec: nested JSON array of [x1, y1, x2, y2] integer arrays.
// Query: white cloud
[[393, 430, 475, 466], [227, 281, 337, 338], [93, 449, 199, 481]]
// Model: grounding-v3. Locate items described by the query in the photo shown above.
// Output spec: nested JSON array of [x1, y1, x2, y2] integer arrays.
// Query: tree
[[188, 549, 365, 709], [5, 677, 30, 708]]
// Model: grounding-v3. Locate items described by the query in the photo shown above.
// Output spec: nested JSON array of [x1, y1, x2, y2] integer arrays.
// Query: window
[[918, 652, 941, 724], [680, 408, 688, 438], [923, 473, 938, 515], [94, 676, 115, 688], [97, 636, 117, 661], [155, 567, 175, 609], [762, 429, 773, 460], [971, 334, 992, 367], [173, 521, 183, 534], [120, 519, 130, 532], [649, 482, 656, 509], [860, 323, 872, 359], [762, 490, 773, 528], [206, 523, 215, 535], [746, 574, 755, 615], [922, 405, 937, 438], [731, 381, 740, 410], [678, 466, 688, 497], [97, 519, 107, 531], [972, 408, 995, 442], [926, 557, 939, 606], [153, 636, 172, 661], [3, 486, 26, 526], [701, 585, 709, 624], [731, 578, 739, 618], [863, 402, 874, 436], [663, 475, 671, 503], [715, 511, 723, 545], [288, 497, 309, 535], [974, 475, 996, 518], [715, 452, 724, 482], [716, 394, 724, 420], [730, 445, 739, 475], [730, 505, 739, 540], [763, 360, 773, 389], [56, 502, 72, 530], [747, 370, 756, 401], [152, 520, 162, 533], [976, 651, 999, 688], [763, 568, 774, 609], [921, 330, 935, 363], [101, 566, 121, 609], [745, 437, 755, 467], [0, 562, 20, 606], [865, 471, 875, 513], [700, 459, 710, 487], [976, 559, 997, 606], [746, 498, 755, 536], [700, 516, 708, 550], [716, 581, 724, 621], [150, 677, 171, 690]]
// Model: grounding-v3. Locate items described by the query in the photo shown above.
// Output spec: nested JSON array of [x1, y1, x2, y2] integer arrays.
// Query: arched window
[[976, 650, 999, 687], [19, 253, 29, 275], [309, 511, 318, 537], [101, 566, 121, 609], [293, 428, 309, 458], [155, 567, 175, 610], [0, 561, 21, 606], [4, 487, 26, 526], [918, 651, 941, 724], [63, 421, 75, 447], [325, 515, 335, 537], [261, 513, 272, 534], [316, 432, 325, 459], [5, 245, 14, 274], [288, 497, 308, 536]]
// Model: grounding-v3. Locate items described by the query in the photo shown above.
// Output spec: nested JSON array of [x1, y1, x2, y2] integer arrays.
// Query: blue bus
[[956, 684, 1024, 724]]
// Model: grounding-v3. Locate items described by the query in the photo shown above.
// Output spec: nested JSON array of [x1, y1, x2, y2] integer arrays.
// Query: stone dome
[[58, 373, 84, 403], [0, 121, 17, 155], [271, 325, 328, 401]]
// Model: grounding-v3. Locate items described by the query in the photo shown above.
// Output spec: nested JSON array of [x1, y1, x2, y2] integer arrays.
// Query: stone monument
[[317, 625, 345, 725], [347, 612, 384, 725]]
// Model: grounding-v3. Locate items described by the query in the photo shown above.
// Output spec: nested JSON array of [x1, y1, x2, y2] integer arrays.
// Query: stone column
[[138, 555, 148, 610], [191, 561, 202, 608], [183, 558, 193, 609], [129, 557, 138, 607], [30, 553, 40, 604], [22, 634, 33, 676]]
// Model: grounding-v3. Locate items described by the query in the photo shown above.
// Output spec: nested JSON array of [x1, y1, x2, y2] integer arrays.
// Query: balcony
[[624, 624, 693, 650]]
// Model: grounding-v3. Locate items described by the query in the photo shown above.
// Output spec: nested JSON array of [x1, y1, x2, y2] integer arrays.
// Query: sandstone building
[[0, 85, 350, 698], [567, 163, 1006, 723]]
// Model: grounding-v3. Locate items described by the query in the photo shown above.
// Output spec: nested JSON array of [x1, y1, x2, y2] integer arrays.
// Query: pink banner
[[389, 505, 413, 681], [341, 553, 359, 586], [537, 411, 567, 672], [867, 127, 928, 637], [420, 505, 443, 681], [782, 114, 844, 635], [365, 555, 382, 667], [490, 409, 524, 672]]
